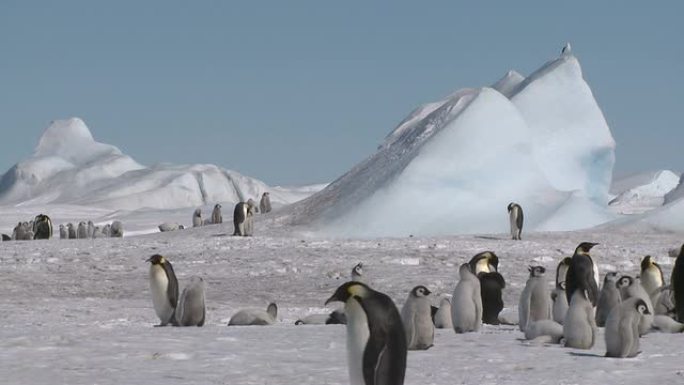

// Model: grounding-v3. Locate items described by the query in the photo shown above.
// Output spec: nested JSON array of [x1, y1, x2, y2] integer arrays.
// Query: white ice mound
[[0, 119, 317, 210], [609, 170, 680, 214], [285, 50, 616, 237]]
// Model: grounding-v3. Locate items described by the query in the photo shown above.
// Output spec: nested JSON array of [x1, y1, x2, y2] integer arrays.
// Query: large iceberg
[[285, 48, 617, 237]]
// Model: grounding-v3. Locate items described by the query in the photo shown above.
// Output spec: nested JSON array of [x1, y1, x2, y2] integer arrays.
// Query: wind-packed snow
[[1, 209, 684, 384], [284, 51, 616, 237], [0, 118, 322, 211], [609, 170, 680, 214]]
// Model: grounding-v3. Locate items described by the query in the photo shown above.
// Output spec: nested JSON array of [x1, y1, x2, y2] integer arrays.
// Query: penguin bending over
[[433, 297, 453, 329], [228, 303, 278, 325], [605, 297, 650, 358], [211, 204, 223, 224], [468, 251, 504, 324], [326, 281, 406, 385], [233, 201, 257, 236], [518, 266, 552, 332], [146, 254, 179, 326], [507, 202, 523, 240], [565, 242, 600, 306], [401, 285, 434, 350], [672, 244, 684, 322], [33, 214, 53, 240], [192, 208, 203, 227], [451, 263, 483, 333], [595, 272, 621, 327], [175, 276, 206, 327], [640, 255, 664, 297], [563, 290, 597, 349]]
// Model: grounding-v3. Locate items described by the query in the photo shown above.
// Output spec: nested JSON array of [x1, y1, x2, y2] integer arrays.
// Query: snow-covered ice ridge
[[285, 48, 618, 237], [0, 118, 322, 211]]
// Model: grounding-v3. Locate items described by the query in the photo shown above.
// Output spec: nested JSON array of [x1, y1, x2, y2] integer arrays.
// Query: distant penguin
[[325, 281, 407, 385], [102, 224, 111, 237], [110, 221, 123, 238], [507, 202, 523, 240], [451, 263, 483, 333], [295, 310, 347, 325], [469, 251, 505, 324], [92, 226, 104, 238], [192, 208, 203, 227], [401, 285, 434, 350], [175, 276, 206, 327], [59, 224, 67, 240], [77, 221, 87, 239], [605, 297, 650, 358], [33, 214, 52, 240], [595, 272, 621, 327], [87, 221, 95, 238], [563, 290, 597, 349], [551, 281, 569, 324], [260, 192, 272, 214], [246, 199, 258, 234], [617, 275, 654, 335], [351, 262, 364, 282], [524, 319, 564, 343], [211, 204, 223, 224], [67, 223, 77, 239], [561, 42, 572, 55], [146, 254, 179, 326], [565, 242, 600, 306], [24, 230, 34, 240], [1, 234, 10, 241], [233, 201, 256, 236], [12, 222, 25, 240], [518, 266, 552, 332], [640, 255, 664, 297], [228, 303, 278, 326], [433, 297, 453, 329], [673, 244, 684, 322]]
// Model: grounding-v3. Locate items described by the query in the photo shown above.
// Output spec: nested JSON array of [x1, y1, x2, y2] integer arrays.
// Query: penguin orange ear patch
[[347, 284, 366, 298]]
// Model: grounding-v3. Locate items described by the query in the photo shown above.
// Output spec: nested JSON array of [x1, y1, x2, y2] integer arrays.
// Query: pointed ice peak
[[561, 42, 572, 56], [492, 70, 525, 98], [34, 117, 122, 164]]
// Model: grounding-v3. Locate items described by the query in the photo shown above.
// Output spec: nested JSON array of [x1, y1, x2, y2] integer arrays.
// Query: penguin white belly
[[592, 260, 600, 292], [509, 212, 517, 239], [641, 269, 663, 295], [150, 266, 173, 322], [345, 299, 369, 385]]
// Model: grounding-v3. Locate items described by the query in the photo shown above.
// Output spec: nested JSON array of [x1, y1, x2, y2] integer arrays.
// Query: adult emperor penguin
[[605, 297, 650, 358], [672, 244, 684, 322], [325, 281, 407, 385], [32, 214, 52, 240], [451, 263, 483, 333], [351, 262, 364, 283], [59, 224, 67, 240], [175, 276, 206, 327], [192, 208, 203, 227], [595, 272, 621, 327], [211, 204, 223, 224], [518, 266, 552, 332], [468, 251, 505, 324], [228, 303, 278, 325], [565, 242, 600, 306], [640, 255, 664, 297], [433, 297, 453, 329], [146, 254, 179, 326], [77, 221, 87, 239], [563, 290, 597, 349], [233, 201, 256, 236], [401, 285, 434, 350], [507, 202, 523, 240], [260, 192, 272, 214], [617, 275, 654, 335]]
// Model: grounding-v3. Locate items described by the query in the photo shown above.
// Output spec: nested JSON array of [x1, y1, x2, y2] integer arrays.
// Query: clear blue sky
[[1, 1, 682, 185]]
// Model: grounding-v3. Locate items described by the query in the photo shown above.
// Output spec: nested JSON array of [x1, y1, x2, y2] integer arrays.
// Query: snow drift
[[0, 118, 317, 210], [285, 48, 617, 237], [608, 170, 680, 214]]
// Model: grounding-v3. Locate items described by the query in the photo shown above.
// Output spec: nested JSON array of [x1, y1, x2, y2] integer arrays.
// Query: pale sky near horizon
[[1, 1, 682, 185]]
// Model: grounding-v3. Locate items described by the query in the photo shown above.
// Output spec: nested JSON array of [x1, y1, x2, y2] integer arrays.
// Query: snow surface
[[2, 209, 684, 384], [609, 170, 680, 214]]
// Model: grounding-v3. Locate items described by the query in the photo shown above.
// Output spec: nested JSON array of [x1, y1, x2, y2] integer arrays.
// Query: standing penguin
[[451, 263, 483, 333], [192, 208, 203, 227], [233, 201, 256, 236], [175, 276, 206, 327], [325, 281, 407, 385], [551, 281, 569, 325], [146, 254, 179, 326], [595, 272, 621, 327], [211, 204, 223, 224], [67, 223, 77, 239], [605, 298, 650, 358], [260, 192, 272, 214], [87, 221, 95, 238], [617, 275, 654, 335], [672, 244, 684, 322], [565, 242, 600, 306], [401, 285, 434, 350], [468, 251, 505, 324], [507, 202, 523, 240], [563, 290, 597, 349], [59, 224, 68, 239], [518, 266, 552, 332], [640, 255, 664, 297], [32, 214, 53, 240], [433, 297, 453, 329], [77, 221, 87, 239], [351, 262, 364, 283], [102, 224, 111, 237]]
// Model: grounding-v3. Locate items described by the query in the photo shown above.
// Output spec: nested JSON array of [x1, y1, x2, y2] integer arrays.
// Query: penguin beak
[[325, 293, 339, 306], [145, 257, 152, 262]]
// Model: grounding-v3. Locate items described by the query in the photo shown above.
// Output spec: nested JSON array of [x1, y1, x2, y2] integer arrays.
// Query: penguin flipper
[[163, 263, 179, 308]]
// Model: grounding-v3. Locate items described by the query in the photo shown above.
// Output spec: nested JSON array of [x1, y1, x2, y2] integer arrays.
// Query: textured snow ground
[[2, 209, 684, 384]]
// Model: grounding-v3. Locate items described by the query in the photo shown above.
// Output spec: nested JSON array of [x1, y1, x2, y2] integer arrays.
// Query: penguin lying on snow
[[295, 310, 346, 325], [228, 303, 278, 326]]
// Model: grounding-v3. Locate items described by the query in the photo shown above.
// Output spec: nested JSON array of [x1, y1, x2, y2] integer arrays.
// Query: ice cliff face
[[286, 49, 617, 237]]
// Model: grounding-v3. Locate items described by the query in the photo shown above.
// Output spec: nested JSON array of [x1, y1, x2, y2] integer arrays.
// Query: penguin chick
[[563, 290, 597, 349], [192, 208, 203, 227], [228, 303, 278, 326], [651, 314, 684, 333], [595, 272, 621, 327], [605, 298, 650, 358], [519, 266, 552, 332], [146, 254, 179, 326], [551, 281, 569, 325], [401, 285, 434, 350], [325, 281, 407, 385], [175, 276, 206, 327], [451, 263, 483, 333], [351, 262, 364, 283], [524, 319, 564, 343], [617, 275, 654, 335], [433, 297, 453, 329]]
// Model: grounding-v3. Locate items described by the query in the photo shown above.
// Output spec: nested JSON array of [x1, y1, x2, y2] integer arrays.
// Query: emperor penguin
[[159, 222, 181, 232], [260, 192, 272, 214], [77, 221, 87, 239], [32, 214, 52, 240], [672, 244, 684, 322], [192, 208, 203, 227], [563, 290, 597, 349], [605, 297, 650, 358], [351, 262, 364, 283], [595, 272, 621, 327], [233, 201, 256, 236], [565, 242, 600, 306], [651, 314, 684, 333], [401, 285, 434, 350], [551, 281, 569, 324], [102, 224, 111, 237], [211, 204, 223, 224], [246, 199, 258, 234], [518, 266, 552, 332], [1, 234, 10, 241], [524, 319, 564, 343], [617, 275, 654, 335], [653, 286, 675, 317], [228, 303, 278, 325], [468, 251, 505, 324], [175, 276, 206, 327], [507, 202, 523, 240], [146, 254, 179, 326], [451, 263, 483, 333], [433, 297, 453, 329], [110, 221, 124, 238], [59, 224, 67, 239], [87, 221, 95, 238], [640, 255, 664, 297], [67, 223, 77, 239], [12, 222, 25, 240], [561, 42, 572, 55], [325, 281, 407, 385]]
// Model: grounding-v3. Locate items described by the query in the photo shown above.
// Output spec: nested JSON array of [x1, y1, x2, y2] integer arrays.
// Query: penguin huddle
[[55, 220, 123, 239], [5, 214, 53, 241]]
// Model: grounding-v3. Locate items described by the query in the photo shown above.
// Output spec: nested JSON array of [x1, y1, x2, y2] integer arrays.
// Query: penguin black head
[[352, 262, 363, 276], [146, 254, 167, 265], [617, 275, 633, 289], [528, 266, 546, 277], [507, 202, 515, 212], [410, 285, 432, 298], [575, 242, 599, 255], [469, 251, 499, 274], [215, 203, 221, 209], [641, 255, 659, 272], [325, 281, 372, 305], [604, 271, 619, 285], [634, 298, 651, 315]]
